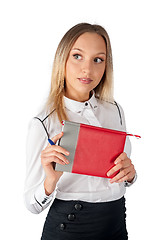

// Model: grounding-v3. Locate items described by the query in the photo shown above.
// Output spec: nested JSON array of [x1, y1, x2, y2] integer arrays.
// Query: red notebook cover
[[56, 121, 140, 178]]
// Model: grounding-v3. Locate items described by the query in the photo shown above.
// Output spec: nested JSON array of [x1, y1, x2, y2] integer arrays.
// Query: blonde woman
[[24, 23, 136, 240]]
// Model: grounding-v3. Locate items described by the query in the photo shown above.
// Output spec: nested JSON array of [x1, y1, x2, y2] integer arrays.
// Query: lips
[[78, 78, 93, 84]]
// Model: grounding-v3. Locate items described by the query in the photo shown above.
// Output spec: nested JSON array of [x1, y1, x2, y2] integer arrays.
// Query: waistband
[[51, 196, 126, 214]]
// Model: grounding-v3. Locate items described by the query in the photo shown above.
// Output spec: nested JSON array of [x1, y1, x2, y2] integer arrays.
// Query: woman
[[24, 23, 136, 240]]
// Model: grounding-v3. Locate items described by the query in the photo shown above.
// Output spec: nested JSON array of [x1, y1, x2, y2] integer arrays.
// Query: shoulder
[[31, 108, 62, 139], [97, 98, 125, 116], [35, 108, 56, 122], [96, 98, 126, 129], [27, 108, 56, 139]]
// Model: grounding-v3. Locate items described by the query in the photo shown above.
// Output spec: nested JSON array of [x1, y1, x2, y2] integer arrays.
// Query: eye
[[73, 54, 82, 60], [94, 57, 104, 63]]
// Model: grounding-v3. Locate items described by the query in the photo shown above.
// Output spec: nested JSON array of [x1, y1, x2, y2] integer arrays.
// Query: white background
[[0, 0, 159, 239]]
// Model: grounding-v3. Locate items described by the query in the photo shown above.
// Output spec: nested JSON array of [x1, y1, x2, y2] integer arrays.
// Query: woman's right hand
[[41, 132, 70, 195]]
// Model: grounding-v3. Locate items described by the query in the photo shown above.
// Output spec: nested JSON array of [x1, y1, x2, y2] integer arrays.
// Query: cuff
[[34, 181, 55, 208], [124, 172, 137, 187]]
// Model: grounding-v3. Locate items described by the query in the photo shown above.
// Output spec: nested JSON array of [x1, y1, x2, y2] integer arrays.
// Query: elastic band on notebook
[[127, 133, 141, 139]]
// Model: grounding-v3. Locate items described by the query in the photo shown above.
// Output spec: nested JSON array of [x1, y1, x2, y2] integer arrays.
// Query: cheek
[[66, 60, 79, 77], [65, 61, 72, 80], [95, 66, 105, 81]]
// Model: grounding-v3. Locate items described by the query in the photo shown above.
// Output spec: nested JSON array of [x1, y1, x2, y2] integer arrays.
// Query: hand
[[107, 152, 136, 184], [41, 132, 70, 195]]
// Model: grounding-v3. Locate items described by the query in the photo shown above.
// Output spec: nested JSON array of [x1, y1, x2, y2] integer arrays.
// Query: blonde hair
[[45, 23, 114, 123]]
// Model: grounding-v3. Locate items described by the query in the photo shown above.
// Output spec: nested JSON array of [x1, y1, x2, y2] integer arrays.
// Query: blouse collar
[[63, 91, 98, 114]]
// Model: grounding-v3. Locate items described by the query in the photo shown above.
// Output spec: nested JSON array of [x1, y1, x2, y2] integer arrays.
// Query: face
[[65, 32, 106, 102]]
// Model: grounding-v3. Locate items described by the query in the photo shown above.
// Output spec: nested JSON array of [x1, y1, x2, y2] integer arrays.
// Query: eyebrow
[[72, 48, 106, 55]]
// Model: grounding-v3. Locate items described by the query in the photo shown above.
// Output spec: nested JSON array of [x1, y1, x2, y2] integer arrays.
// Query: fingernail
[[107, 172, 111, 177], [65, 151, 70, 155], [65, 160, 70, 164]]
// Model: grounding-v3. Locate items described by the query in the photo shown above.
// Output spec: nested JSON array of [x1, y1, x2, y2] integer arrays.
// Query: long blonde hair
[[45, 23, 114, 123]]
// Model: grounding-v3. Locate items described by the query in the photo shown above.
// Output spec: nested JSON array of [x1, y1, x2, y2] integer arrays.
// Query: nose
[[82, 60, 92, 75]]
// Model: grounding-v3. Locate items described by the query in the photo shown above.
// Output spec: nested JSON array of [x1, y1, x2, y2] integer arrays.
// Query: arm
[[107, 103, 137, 186], [24, 118, 54, 214], [24, 118, 69, 214]]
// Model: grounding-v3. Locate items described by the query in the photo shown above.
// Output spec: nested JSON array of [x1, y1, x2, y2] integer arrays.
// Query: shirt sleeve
[[24, 118, 56, 214], [116, 103, 131, 157], [116, 103, 137, 187], [124, 172, 137, 187]]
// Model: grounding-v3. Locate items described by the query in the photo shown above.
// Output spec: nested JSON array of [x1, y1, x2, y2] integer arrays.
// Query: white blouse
[[24, 92, 136, 214]]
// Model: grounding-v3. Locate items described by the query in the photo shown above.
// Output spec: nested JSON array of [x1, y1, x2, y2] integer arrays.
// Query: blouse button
[[85, 102, 88, 106]]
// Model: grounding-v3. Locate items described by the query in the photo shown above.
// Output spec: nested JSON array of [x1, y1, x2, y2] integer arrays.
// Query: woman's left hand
[[107, 152, 136, 184]]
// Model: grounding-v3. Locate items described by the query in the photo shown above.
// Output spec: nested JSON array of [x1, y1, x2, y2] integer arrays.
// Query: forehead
[[71, 32, 106, 53]]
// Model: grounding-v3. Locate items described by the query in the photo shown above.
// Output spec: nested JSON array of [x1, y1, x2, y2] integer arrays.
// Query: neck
[[64, 91, 93, 102]]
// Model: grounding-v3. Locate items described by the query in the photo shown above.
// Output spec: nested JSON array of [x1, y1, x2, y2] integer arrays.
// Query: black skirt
[[41, 197, 128, 240]]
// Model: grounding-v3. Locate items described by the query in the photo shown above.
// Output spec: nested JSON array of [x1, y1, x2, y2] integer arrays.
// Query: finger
[[116, 174, 130, 183], [116, 168, 136, 183], [42, 154, 67, 166], [114, 152, 127, 164], [116, 174, 131, 183], [42, 150, 69, 164], [113, 164, 135, 183], [107, 161, 124, 177], [43, 145, 70, 156], [109, 165, 133, 184], [107, 160, 128, 177], [107, 156, 131, 177], [48, 132, 64, 146]]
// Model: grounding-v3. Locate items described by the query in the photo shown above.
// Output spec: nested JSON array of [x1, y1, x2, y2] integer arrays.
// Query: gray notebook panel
[[55, 121, 80, 172]]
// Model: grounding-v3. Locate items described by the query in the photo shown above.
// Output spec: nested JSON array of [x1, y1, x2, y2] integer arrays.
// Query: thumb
[[48, 132, 63, 146]]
